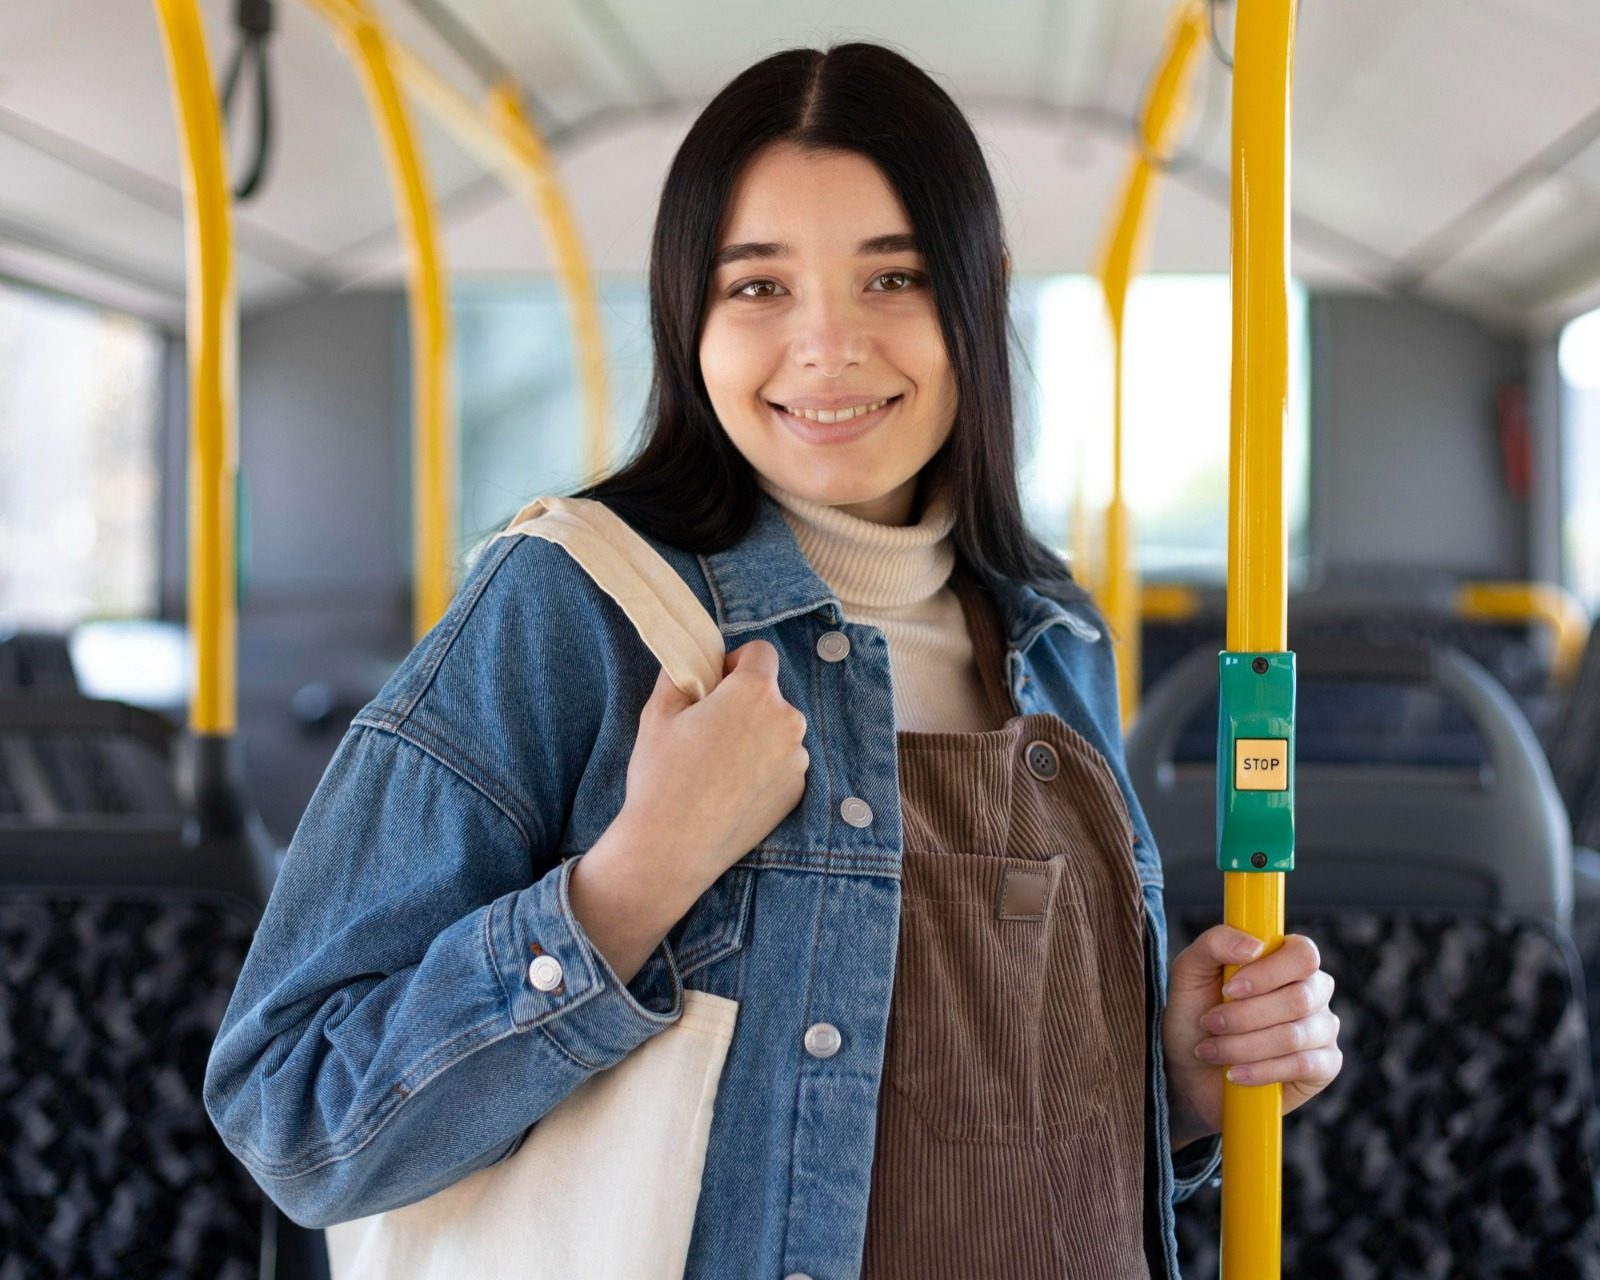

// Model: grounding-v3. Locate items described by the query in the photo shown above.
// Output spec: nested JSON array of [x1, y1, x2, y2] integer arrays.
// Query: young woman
[[206, 42, 1340, 1279]]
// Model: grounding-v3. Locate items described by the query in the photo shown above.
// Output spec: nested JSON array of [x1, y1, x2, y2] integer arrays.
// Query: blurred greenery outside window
[[1558, 308, 1600, 613], [0, 278, 163, 630], [453, 274, 1310, 584]]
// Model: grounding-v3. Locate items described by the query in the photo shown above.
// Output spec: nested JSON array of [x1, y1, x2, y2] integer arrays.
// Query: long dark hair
[[569, 41, 1088, 609]]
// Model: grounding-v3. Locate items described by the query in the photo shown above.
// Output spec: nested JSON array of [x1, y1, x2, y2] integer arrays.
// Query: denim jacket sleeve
[[203, 536, 685, 1228]]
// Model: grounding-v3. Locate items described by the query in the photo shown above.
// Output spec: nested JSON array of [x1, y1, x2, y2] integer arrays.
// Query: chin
[[772, 467, 897, 509]]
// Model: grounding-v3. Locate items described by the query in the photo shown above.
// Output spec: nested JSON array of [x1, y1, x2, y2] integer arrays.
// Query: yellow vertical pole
[[319, 0, 455, 639], [152, 0, 238, 737], [485, 85, 611, 482], [1094, 0, 1208, 728], [1222, 1, 1297, 1276]]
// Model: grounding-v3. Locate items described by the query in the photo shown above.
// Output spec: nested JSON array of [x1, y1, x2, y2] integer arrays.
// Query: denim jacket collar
[[699, 490, 1102, 653]]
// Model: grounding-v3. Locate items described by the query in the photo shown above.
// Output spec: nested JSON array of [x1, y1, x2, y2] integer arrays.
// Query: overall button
[[803, 1022, 842, 1059], [816, 630, 850, 662], [783, 1274, 815, 1280], [527, 955, 564, 991], [1024, 739, 1059, 782], [840, 796, 873, 827]]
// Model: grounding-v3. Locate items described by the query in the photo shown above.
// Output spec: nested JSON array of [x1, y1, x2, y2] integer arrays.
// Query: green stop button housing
[[1216, 651, 1296, 873]]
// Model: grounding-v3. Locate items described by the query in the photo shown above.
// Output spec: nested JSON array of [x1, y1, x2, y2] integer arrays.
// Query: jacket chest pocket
[[664, 864, 757, 986]]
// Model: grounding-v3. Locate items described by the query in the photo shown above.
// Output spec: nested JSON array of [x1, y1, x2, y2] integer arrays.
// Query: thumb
[[1170, 925, 1264, 995], [644, 662, 694, 715]]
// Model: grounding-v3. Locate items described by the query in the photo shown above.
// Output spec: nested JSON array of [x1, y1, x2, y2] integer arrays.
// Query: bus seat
[[0, 697, 185, 819], [0, 890, 265, 1278], [1548, 619, 1600, 851], [1126, 642, 1573, 926], [1169, 906, 1600, 1279], [0, 633, 80, 694], [0, 726, 318, 1275]]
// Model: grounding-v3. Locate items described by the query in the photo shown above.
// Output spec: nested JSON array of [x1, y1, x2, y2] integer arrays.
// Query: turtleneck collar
[[755, 469, 958, 613]]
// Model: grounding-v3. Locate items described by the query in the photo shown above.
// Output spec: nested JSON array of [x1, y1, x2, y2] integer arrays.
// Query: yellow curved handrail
[[348, 46, 612, 483], [1093, 0, 1209, 727], [301, 0, 612, 616], [306, 0, 456, 640], [1223, 2, 1298, 1276], [1141, 582, 1205, 623], [152, 0, 238, 737], [485, 85, 610, 484], [1457, 580, 1593, 688]]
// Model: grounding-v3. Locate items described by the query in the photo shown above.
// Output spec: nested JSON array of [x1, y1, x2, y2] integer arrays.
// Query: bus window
[[455, 279, 652, 546], [1559, 306, 1600, 612], [1015, 273, 1311, 582], [0, 279, 163, 630]]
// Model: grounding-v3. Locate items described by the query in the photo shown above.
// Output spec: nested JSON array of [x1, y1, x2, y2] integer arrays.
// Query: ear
[[1000, 245, 1012, 282]]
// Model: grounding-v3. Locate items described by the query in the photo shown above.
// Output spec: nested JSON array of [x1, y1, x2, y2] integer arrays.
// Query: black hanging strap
[[220, 0, 276, 202]]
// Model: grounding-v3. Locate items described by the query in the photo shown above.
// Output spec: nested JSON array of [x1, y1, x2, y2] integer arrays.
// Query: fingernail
[[1226, 1066, 1249, 1084], [1196, 1041, 1218, 1061], [1222, 977, 1250, 998], [1202, 1011, 1226, 1034], [1235, 938, 1265, 961]]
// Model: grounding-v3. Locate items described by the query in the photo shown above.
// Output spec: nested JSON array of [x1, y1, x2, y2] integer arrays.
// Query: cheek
[[699, 316, 774, 408], [895, 313, 955, 410]]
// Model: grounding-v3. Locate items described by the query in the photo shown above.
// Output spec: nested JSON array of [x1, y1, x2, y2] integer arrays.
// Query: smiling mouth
[[772, 396, 899, 424]]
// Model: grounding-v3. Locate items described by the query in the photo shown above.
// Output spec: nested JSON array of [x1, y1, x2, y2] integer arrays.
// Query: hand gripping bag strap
[[326, 497, 737, 1280]]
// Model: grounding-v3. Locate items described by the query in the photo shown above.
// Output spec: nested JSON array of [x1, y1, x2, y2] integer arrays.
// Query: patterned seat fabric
[[1171, 908, 1600, 1280], [0, 893, 263, 1279]]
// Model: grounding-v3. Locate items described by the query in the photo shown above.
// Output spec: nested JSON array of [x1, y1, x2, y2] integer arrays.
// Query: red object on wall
[[1496, 383, 1533, 499]]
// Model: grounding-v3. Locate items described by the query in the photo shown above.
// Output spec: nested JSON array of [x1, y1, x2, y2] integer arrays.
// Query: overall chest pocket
[[885, 850, 1118, 1145], [664, 863, 757, 990]]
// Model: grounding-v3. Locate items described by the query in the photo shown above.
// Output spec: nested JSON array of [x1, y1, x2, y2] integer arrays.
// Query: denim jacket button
[[816, 630, 850, 662], [527, 954, 564, 992], [803, 1022, 842, 1059], [840, 797, 873, 828], [783, 1274, 815, 1280]]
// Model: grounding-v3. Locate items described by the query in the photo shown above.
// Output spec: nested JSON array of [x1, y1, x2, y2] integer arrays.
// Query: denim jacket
[[204, 490, 1222, 1279]]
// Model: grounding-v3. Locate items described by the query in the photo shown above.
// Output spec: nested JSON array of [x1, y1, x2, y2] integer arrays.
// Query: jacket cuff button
[[528, 954, 564, 992]]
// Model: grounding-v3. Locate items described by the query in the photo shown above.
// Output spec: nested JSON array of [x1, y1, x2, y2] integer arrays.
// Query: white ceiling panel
[[4, 0, 1600, 331], [1291, 0, 1600, 265], [587, 0, 1056, 104], [0, 0, 495, 313], [440, 0, 664, 121]]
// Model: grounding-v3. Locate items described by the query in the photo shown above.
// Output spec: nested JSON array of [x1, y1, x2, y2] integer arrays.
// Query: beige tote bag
[[327, 496, 739, 1280]]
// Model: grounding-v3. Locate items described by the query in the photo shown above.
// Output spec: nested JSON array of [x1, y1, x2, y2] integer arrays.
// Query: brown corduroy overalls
[[860, 564, 1151, 1279]]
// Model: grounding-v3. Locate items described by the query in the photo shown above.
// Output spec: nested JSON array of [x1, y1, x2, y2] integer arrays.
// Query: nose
[[791, 291, 869, 378]]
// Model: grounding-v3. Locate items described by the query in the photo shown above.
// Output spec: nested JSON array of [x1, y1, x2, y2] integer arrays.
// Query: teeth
[[782, 397, 892, 424]]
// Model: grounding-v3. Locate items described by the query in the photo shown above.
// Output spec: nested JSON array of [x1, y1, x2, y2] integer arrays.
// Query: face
[[698, 143, 958, 526]]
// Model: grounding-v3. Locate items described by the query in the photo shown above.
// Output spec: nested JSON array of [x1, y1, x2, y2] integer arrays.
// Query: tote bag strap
[[495, 496, 726, 702]]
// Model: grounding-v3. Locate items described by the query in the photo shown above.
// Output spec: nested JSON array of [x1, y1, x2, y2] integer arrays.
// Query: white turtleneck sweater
[[757, 472, 999, 734]]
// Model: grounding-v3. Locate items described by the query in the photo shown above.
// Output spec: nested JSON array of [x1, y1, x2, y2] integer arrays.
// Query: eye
[[732, 279, 786, 299], [869, 270, 922, 293]]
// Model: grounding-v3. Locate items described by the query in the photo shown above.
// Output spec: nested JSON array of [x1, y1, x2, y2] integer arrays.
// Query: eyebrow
[[711, 232, 920, 268]]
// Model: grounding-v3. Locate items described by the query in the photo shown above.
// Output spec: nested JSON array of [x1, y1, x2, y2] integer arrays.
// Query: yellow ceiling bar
[[1223, 1, 1298, 1276], [1141, 581, 1204, 623], [1456, 580, 1592, 688], [304, 0, 455, 640], [1093, 0, 1209, 728], [304, 0, 611, 481], [152, 0, 238, 737]]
